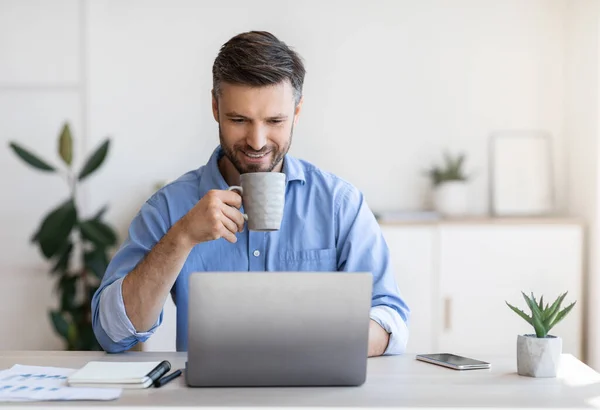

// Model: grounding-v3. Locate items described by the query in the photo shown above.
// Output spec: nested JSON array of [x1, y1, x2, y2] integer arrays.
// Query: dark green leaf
[[49, 310, 70, 341], [78, 139, 110, 181], [70, 304, 85, 325], [93, 205, 108, 221], [79, 219, 117, 247], [69, 302, 99, 350], [67, 323, 78, 347], [51, 241, 73, 274], [36, 200, 77, 258], [538, 295, 544, 311], [9, 142, 55, 172], [58, 122, 73, 166], [506, 302, 532, 326], [88, 286, 98, 306], [59, 276, 77, 311], [79, 324, 101, 351], [84, 248, 109, 279]]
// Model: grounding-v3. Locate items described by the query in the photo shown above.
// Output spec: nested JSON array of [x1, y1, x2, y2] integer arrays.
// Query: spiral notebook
[[67, 361, 171, 389]]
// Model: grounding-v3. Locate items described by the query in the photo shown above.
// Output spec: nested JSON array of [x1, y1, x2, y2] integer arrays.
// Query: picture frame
[[488, 130, 555, 216]]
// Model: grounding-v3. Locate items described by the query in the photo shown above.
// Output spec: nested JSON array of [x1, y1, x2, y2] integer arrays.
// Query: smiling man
[[91, 31, 410, 356]]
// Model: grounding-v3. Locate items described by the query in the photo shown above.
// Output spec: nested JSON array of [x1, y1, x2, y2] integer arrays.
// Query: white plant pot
[[517, 334, 562, 378], [433, 181, 468, 217]]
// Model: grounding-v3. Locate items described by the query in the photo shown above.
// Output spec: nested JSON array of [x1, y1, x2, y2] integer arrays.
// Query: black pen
[[147, 360, 171, 382], [154, 369, 182, 388]]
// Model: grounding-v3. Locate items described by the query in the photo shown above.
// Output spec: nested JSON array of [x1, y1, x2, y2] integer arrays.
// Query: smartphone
[[416, 353, 491, 370]]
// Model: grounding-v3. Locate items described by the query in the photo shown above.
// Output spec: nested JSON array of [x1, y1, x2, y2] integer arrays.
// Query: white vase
[[433, 181, 468, 217], [517, 334, 562, 378]]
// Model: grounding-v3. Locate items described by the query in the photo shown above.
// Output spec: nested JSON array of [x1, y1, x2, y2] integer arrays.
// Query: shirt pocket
[[276, 248, 337, 272]]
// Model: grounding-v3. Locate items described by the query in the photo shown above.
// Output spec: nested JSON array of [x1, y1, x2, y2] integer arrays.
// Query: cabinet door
[[381, 226, 436, 354], [438, 224, 583, 359]]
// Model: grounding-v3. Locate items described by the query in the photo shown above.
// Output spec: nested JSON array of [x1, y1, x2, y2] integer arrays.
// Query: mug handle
[[227, 186, 248, 221]]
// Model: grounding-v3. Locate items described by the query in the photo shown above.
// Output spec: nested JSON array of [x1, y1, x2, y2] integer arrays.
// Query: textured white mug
[[227, 172, 286, 231]]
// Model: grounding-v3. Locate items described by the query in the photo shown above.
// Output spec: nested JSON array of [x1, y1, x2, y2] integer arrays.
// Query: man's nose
[[246, 125, 267, 151]]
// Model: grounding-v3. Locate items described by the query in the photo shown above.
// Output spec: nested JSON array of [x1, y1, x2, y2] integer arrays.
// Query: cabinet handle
[[444, 297, 452, 331]]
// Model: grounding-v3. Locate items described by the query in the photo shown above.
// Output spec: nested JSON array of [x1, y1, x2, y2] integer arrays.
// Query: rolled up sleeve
[[99, 277, 161, 342], [370, 305, 409, 355], [91, 194, 170, 353], [335, 184, 410, 355]]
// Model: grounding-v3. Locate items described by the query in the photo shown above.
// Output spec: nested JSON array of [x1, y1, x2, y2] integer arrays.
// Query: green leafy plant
[[425, 151, 469, 187], [9, 122, 117, 350], [506, 292, 576, 338]]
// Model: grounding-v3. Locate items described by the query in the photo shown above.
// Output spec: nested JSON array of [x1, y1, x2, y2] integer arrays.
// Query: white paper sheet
[[0, 364, 121, 402]]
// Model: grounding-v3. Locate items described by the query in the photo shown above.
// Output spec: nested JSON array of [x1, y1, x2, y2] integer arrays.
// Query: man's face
[[212, 81, 303, 174]]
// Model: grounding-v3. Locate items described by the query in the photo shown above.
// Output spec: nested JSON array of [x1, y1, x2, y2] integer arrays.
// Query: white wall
[[564, 0, 600, 370], [0, 0, 82, 350], [85, 0, 569, 224], [0, 0, 582, 351]]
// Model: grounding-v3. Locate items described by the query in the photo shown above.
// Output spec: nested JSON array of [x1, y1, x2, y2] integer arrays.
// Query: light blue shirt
[[91, 146, 410, 354]]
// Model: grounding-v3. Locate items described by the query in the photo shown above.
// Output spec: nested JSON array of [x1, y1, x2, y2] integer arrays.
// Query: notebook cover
[[67, 361, 165, 385]]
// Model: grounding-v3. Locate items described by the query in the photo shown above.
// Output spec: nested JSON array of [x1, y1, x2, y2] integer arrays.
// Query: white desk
[[1, 351, 599, 409]]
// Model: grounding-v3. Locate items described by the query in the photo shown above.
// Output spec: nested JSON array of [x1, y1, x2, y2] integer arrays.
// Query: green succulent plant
[[8, 122, 117, 350], [506, 292, 576, 338], [425, 151, 469, 187]]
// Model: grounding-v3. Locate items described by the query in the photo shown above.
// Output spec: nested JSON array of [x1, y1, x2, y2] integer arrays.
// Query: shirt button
[[253, 250, 261, 257]]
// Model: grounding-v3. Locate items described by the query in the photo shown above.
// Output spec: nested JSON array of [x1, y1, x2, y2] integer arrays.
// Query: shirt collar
[[204, 145, 306, 189], [282, 152, 306, 185], [203, 146, 229, 191]]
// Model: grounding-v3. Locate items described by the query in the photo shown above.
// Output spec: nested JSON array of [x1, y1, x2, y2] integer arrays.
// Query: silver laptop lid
[[186, 272, 372, 387]]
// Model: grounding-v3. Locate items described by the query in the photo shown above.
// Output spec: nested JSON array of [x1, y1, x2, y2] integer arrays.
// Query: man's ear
[[211, 90, 219, 122], [293, 96, 304, 126]]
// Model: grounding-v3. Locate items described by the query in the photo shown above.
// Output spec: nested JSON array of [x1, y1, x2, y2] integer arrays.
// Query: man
[[91, 31, 410, 356]]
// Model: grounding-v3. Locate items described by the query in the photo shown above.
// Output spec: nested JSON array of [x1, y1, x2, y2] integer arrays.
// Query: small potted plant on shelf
[[506, 291, 576, 378], [425, 150, 470, 217]]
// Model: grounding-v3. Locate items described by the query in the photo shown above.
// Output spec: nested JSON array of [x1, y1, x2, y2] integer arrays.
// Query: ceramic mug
[[227, 172, 286, 231]]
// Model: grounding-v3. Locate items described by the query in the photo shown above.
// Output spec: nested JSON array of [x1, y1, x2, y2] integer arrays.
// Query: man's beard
[[219, 124, 293, 174]]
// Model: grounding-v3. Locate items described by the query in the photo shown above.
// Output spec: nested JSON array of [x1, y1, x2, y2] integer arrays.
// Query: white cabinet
[[381, 220, 584, 360], [437, 224, 583, 359], [380, 226, 436, 354]]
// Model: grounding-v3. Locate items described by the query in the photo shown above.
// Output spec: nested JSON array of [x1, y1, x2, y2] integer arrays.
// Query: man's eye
[[268, 119, 284, 124], [230, 118, 246, 124]]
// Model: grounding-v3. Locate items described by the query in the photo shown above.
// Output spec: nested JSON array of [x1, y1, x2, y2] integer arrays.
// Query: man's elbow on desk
[[92, 315, 140, 354]]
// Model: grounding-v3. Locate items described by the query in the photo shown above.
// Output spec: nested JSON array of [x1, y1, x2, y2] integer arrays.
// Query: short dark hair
[[212, 31, 306, 105]]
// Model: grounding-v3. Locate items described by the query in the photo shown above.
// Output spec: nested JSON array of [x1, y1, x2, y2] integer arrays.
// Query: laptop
[[185, 272, 373, 387]]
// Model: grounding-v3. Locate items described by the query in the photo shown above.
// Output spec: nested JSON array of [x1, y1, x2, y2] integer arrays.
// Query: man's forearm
[[122, 221, 194, 332], [368, 320, 390, 357]]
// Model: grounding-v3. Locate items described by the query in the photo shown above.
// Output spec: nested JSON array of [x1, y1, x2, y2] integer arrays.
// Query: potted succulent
[[425, 151, 470, 217], [506, 291, 576, 378]]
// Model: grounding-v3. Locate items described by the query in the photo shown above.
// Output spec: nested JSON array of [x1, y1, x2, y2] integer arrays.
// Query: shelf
[[377, 216, 586, 226]]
